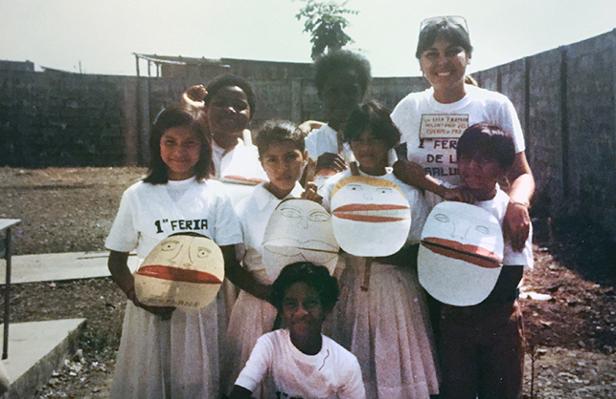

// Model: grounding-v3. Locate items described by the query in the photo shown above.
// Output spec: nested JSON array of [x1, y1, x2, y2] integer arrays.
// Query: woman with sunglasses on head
[[392, 15, 534, 257], [391, 16, 534, 398]]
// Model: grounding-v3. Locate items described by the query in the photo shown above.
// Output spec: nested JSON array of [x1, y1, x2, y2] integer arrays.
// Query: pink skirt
[[111, 298, 220, 399], [330, 256, 440, 398]]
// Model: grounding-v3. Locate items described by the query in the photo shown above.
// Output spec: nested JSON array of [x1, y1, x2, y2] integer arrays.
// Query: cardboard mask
[[418, 201, 504, 306], [262, 199, 339, 280], [330, 176, 411, 256], [134, 234, 224, 309]]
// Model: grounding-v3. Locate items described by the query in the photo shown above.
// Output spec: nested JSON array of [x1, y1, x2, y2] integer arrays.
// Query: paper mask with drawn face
[[262, 199, 339, 280], [134, 233, 224, 309], [418, 201, 504, 306], [330, 176, 411, 257]]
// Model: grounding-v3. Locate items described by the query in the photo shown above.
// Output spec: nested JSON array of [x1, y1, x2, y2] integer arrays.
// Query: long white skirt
[[331, 256, 440, 398], [110, 298, 220, 399], [222, 272, 277, 398]]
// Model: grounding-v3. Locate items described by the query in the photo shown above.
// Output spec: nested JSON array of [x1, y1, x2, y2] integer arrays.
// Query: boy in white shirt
[[438, 122, 533, 399]]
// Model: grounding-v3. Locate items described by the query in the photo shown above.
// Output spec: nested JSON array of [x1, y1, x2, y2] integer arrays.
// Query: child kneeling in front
[[439, 122, 534, 399], [229, 262, 366, 399]]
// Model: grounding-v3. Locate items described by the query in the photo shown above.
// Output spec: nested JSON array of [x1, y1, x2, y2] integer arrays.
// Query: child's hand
[[126, 287, 175, 320], [315, 152, 346, 174], [181, 84, 207, 109], [442, 187, 475, 203], [504, 201, 531, 251], [297, 120, 324, 135], [134, 299, 176, 320], [301, 182, 323, 204]]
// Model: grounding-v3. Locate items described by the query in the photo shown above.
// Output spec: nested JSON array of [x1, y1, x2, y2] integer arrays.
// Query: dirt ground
[[0, 166, 615, 398]]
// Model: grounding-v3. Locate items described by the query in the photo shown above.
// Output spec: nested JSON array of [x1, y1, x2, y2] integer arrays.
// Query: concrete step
[[1, 319, 86, 399], [0, 252, 138, 284]]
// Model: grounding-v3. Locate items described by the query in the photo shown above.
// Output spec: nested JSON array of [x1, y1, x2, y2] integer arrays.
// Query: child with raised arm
[[305, 50, 371, 183], [180, 75, 267, 182], [106, 105, 242, 398], [438, 122, 533, 399], [222, 120, 316, 396], [230, 262, 365, 399]]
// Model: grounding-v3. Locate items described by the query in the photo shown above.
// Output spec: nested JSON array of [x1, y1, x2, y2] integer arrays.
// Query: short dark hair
[[416, 18, 473, 59], [271, 262, 339, 312], [314, 50, 371, 97], [203, 74, 256, 119], [456, 123, 515, 170], [255, 120, 305, 157], [143, 105, 213, 184], [344, 101, 401, 149]]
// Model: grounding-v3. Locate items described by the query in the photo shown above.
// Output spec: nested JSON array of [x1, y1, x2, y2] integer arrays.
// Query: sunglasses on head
[[420, 15, 469, 34]]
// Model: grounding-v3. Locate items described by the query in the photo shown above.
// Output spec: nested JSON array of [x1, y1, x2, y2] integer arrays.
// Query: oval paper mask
[[262, 199, 339, 280], [418, 201, 504, 306], [134, 233, 224, 309], [330, 176, 411, 256]]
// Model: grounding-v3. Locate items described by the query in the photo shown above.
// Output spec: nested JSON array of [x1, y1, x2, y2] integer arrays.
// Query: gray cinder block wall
[[0, 29, 614, 236]]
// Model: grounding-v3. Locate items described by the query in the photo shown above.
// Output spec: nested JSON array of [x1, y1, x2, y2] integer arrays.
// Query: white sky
[[1, 0, 614, 77]]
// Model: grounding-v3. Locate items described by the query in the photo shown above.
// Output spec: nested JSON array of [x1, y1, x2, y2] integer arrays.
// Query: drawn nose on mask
[[449, 222, 471, 241], [169, 245, 192, 266]]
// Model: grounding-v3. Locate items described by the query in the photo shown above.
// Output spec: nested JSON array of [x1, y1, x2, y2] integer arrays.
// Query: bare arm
[[297, 120, 324, 136], [505, 152, 535, 251], [108, 251, 135, 298], [221, 245, 271, 302], [107, 250, 174, 319], [393, 159, 475, 203], [180, 84, 207, 109]]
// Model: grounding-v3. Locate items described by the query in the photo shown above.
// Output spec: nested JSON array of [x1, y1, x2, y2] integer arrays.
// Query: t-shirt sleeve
[[497, 97, 525, 153], [304, 131, 319, 161], [213, 190, 243, 246], [234, 334, 274, 392], [390, 99, 405, 136], [391, 95, 414, 146], [338, 354, 366, 399], [105, 187, 139, 253]]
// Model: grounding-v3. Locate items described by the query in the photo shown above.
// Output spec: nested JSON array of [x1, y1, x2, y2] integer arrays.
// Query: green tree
[[295, 0, 358, 60]]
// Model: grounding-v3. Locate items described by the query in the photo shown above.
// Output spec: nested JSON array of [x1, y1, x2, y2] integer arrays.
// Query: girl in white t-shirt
[[106, 105, 265, 398], [230, 262, 365, 399], [319, 101, 439, 398], [222, 120, 319, 396]]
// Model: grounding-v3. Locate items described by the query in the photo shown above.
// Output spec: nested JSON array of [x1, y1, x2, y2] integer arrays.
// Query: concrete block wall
[[0, 29, 615, 235], [526, 48, 566, 218], [564, 31, 616, 232], [0, 71, 127, 167]]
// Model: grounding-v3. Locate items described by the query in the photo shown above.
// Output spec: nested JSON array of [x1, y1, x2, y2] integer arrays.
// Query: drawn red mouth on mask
[[332, 203, 410, 223], [135, 265, 222, 284], [421, 237, 502, 269]]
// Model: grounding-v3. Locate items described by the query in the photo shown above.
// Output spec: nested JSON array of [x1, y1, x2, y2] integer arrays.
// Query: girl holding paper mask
[[319, 101, 438, 398]]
